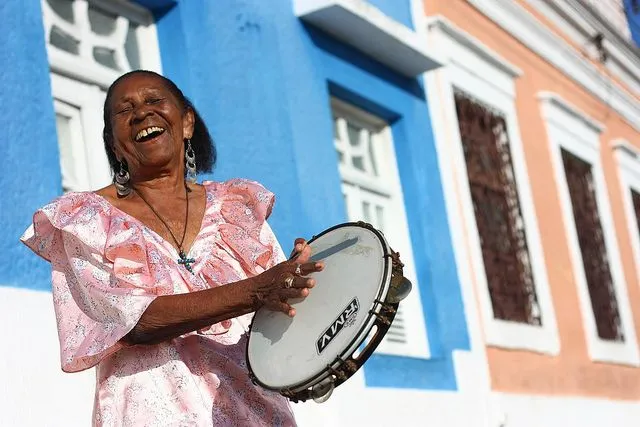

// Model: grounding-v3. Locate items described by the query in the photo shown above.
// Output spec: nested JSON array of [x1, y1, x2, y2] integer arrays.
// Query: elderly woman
[[21, 70, 323, 426]]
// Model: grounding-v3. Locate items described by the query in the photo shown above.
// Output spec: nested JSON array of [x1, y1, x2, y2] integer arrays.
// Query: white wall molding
[[524, 0, 640, 98], [465, 0, 640, 133], [537, 92, 605, 133], [425, 19, 561, 356], [294, 0, 443, 76], [426, 16, 523, 79], [540, 92, 640, 366]]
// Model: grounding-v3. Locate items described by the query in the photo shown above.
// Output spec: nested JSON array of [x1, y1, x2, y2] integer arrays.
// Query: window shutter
[[454, 91, 541, 325], [561, 149, 623, 341]]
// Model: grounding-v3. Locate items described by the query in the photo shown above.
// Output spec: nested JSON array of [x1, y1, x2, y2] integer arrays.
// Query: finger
[[278, 287, 310, 299], [295, 244, 313, 263], [289, 238, 308, 260], [291, 276, 315, 289], [265, 300, 295, 317], [296, 261, 324, 276]]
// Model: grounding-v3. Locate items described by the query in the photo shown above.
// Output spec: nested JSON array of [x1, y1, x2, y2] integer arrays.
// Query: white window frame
[[612, 139, 640, 291], [42, 0, 162, 191], [51, 74, 112, 191], [53, 99, 91, 192], [332, 98, 430, 359], [425, 17, 560, 355], [539, 92, 640, 366], [42, 0, 162, 88]]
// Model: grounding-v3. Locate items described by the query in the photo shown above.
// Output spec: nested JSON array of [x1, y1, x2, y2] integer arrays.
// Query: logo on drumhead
[[316, 297, 360, 354]]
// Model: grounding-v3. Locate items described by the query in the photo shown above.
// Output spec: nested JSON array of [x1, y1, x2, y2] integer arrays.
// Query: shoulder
[[37, 190, 110, 225], [203, 178, 271, 194], [205, 178, 275, 204], [205, 178, 276, 221], [21, 191, 112, 261]]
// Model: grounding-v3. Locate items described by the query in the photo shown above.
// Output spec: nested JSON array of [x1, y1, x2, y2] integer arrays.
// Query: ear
[[111, 142, 122, 162], [183, 108, 195, 140]]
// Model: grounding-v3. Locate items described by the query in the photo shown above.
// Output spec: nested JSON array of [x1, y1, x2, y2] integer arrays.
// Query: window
[[426, 17, 559, 354], [454, 92, 541, 326], [42, 0, 161, 191], [612, 140, 640, 294], [540, 93, 639, 365], [332, 98, 429, 358], [53, 100, 90, 192], [561, 149, 623, 341]]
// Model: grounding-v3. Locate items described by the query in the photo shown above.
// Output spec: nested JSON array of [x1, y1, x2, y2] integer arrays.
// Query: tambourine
[[246, 222, 412, 403]]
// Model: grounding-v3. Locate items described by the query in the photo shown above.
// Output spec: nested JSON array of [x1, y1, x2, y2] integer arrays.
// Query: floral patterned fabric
[[20, 179, 296, 427]]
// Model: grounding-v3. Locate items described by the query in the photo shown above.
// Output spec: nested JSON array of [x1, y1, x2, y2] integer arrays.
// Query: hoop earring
[[114, 160, 131, 197], [185, 139, 197, 184]]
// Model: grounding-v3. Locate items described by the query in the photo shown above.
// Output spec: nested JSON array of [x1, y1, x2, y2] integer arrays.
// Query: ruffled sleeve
[[216, 179, 282, 275], [20, 193, 158, 373], [195, 179, 287, 336]]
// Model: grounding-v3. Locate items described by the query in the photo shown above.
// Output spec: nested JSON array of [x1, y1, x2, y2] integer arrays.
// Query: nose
[[131, 104, 152, 123]]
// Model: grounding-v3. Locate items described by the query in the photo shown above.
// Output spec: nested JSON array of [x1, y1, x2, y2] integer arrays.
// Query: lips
[[134, 126, 166, 143]]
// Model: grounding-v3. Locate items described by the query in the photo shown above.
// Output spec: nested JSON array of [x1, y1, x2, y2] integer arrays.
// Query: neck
[[130, 171, 188, 199]]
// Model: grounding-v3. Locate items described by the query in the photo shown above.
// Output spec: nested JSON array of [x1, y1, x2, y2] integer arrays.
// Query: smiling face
[[107, 72, 195, 181]]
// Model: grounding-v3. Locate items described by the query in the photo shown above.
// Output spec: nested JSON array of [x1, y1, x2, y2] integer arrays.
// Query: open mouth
[[135, 126, 166, 143]]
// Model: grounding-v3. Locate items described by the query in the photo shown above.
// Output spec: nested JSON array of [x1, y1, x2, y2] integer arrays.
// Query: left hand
[[247, 238, 322, 317]]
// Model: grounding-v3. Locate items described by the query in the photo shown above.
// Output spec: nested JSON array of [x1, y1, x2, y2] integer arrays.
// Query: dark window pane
[[88, 5, 117, 36], [47, 0, 74, 24], [50, 26, 79, 55], [125, 23, 141, 70], [93, 46, 119, 70], [632, 190, 640, 248], [454, 91, 540, 325], [562, 149, 623, 341]]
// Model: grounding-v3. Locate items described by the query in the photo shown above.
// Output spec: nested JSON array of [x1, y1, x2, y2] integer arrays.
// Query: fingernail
[[308, 279, 315, 287], [301, 288, 309, 296], [289, 308, 296, 317]]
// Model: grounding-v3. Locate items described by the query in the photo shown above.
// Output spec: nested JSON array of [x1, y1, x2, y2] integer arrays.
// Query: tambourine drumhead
[[247, 223, 392, 392]]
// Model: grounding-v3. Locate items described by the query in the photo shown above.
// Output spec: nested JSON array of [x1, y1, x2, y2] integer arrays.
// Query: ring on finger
[[294, 264, 302, 275], [284, 275, 294, 289]]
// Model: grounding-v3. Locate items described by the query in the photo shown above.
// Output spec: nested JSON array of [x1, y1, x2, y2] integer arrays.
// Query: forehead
[[109, 73, 174, 102]]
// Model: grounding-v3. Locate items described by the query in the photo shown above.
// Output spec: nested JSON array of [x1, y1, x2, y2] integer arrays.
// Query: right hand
[[250, 238, 324, 317]]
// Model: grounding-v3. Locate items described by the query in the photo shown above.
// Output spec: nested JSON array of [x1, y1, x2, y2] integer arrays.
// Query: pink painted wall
[[424, 0, 640, 400]]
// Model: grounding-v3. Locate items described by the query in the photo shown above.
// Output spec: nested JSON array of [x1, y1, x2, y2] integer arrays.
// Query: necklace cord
[[133, 184, 190, 253]]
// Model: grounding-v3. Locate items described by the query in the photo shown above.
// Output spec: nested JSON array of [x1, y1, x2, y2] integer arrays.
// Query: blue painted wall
[[144, 0, 469, 390], [3, 0, 469, 391], [0, 0, 62, 290], [624, 0, 640, 46]]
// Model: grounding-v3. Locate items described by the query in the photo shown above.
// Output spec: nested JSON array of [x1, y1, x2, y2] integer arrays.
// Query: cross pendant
[[178, 250, 196, 274]]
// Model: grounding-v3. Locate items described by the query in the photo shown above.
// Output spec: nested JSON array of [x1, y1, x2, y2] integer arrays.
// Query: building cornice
[[466, 0, 640, 133]]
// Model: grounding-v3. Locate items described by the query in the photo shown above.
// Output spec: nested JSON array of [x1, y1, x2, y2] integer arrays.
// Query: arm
[[121, 277, 256, 345], [122, 242, 322, 346]]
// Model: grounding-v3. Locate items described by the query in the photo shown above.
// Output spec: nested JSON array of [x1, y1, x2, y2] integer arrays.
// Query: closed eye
[[115, 104, 133, 115]]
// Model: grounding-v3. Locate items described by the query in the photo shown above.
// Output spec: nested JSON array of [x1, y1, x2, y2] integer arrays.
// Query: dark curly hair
[[102, 70, 216, 177]]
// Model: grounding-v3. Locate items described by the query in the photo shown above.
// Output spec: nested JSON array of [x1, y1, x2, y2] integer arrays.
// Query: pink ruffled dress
[[20, 179, 297, 427]]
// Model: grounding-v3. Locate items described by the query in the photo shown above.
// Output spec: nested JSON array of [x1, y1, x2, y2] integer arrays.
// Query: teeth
[[135, 126, 165, 142]]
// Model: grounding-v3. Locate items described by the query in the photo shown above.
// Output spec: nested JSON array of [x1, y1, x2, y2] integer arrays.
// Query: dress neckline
[[87, 183, 213, 261]]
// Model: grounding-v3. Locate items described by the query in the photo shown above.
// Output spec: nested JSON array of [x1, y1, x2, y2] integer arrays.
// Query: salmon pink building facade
[[422, 0, 640, 424]]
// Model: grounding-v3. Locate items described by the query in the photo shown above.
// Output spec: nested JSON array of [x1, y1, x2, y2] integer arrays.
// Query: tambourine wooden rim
[[245, 221, 404, 402]]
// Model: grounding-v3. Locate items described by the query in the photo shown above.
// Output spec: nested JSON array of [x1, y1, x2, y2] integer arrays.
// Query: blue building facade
[[625, 0, 640, 45], [1, 0, 469, 410]]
